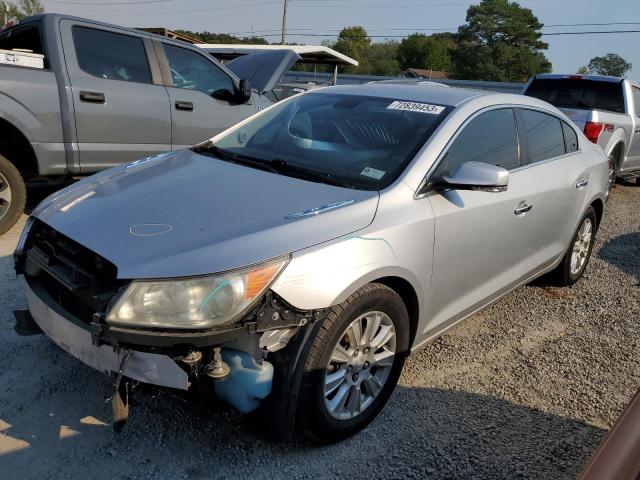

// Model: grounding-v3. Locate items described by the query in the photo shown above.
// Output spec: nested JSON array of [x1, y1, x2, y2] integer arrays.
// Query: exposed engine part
[[112, 349, 131, 433], [214, 349, 274, 413], [255, 292, 324, 332], [259, 328, 297, 352], [204, 346, 230, 381], [176, 350, 202, 375]]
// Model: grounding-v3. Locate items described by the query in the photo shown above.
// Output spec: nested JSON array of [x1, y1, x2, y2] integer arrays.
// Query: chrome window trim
[[414, 104, 582, 199]]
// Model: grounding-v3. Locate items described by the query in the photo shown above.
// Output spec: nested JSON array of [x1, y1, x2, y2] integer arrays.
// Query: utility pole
[[280, 0, 288, 45]]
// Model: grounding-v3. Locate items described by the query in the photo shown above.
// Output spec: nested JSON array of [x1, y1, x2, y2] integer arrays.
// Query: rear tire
[[544, 207, 597, 287], [0, 154, 26, 236], [297, 283, 410, 443]]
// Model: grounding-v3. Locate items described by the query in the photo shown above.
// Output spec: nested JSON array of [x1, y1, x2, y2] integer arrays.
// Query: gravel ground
[[0, 184, 638, 479]]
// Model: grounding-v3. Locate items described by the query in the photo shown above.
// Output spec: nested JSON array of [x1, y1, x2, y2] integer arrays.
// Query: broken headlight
[[106, 257, 288, 329]]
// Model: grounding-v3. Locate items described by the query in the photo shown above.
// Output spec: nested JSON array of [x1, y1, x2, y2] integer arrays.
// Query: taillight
[[584, 121, 603, 143]]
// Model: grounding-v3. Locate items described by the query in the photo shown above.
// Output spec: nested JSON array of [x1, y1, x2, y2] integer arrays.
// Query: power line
[[86, 0, 282, 16], [47, 0, 174, 4], [236, 30, 640, 39]]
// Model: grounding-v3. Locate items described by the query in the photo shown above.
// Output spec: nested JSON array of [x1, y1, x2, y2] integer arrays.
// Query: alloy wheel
[[0, 172, 12, 221], [570, 217, 593, 275], [324, 311, 396, 420]]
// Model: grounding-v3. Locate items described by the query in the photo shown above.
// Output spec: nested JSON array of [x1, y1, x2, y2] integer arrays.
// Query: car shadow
[[598, 232, 640, 285], [0, 336, 604, 480]]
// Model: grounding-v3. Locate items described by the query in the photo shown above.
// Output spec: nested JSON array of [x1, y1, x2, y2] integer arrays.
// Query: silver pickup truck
[[523, 74, 640, 195], [0, 14, 299, 235]]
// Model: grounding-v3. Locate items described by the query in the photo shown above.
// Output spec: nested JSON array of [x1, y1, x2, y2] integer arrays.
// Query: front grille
[[23, 219, 126, 324]]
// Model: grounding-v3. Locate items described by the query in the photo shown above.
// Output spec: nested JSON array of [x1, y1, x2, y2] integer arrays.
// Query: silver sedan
[[15, 83, 608, 442]]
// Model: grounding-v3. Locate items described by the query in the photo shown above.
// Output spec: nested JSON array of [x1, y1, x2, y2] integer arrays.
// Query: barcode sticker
[[387, 101, 445, 114]]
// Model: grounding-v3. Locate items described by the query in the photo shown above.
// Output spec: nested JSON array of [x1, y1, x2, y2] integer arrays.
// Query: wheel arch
[[590, 197, 604, 228], [372, 276, 420, 349], [0, 117, 39, 177]]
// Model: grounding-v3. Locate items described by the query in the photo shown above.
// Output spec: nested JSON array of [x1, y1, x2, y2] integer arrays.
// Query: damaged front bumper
[[22, 276, 191, 390]]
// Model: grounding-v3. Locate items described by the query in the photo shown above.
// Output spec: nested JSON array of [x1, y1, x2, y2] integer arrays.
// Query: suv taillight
[[584, 121, 603, 144]]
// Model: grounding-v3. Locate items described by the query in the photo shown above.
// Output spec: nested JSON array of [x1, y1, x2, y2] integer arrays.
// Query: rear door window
[[524, 79, 625, 114], [435, 108, 520, 177], [520, 109, 566, 163], [72, 26, 151, 83], [562, 121, 579, 153]]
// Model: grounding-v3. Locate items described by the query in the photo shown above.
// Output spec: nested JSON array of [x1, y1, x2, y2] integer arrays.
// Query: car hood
[[225, 50, 300, 93], [31, 150, 379, 279]]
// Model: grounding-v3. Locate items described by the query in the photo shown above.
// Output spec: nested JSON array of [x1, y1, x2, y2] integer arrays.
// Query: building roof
[[404, 68, 449, 80], [137, 27, 204, 44], [198, 44, 359, 67]]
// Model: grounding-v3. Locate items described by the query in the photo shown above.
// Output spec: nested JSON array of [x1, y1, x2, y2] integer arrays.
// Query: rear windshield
[[201, 93, 451, 190], [524, 79, 625, 114]]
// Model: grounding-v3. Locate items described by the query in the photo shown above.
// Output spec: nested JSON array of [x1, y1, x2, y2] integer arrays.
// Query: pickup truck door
[[155, 42, 258, 149], [627, 85, 640, 171], [60, 20, 171, 172]]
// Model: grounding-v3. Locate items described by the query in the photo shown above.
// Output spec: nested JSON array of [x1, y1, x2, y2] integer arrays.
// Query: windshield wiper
[[265, 159, 353, 188], [195, 145, 279, 174], [195, 144, 355, 188]]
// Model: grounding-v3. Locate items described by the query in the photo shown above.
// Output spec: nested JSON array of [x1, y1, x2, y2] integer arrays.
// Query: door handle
[[175, 101, 194, 111], [514, 202, 533, 215], [575, 178, 589, 189], [79, 91, 105, 103]]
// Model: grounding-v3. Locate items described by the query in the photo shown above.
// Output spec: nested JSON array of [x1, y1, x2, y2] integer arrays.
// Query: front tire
[[0, 154, 26, 236], [297, 283, 410, 443], [545, 206, 597, 286]]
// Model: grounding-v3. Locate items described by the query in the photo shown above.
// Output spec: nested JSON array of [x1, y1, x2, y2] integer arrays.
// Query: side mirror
[[437, 161, 509, 193], [238, 78, 252, 102]]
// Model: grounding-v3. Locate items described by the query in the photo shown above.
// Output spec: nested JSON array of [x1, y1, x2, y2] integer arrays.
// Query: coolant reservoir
[[214, 349, 274, 413]]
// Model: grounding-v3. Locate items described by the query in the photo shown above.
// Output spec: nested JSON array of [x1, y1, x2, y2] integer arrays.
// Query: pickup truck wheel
[[605, 154, 617, 199], [297, 283, 409, 443], [545, 207, 597, 287], [0, 155, 26, 236]]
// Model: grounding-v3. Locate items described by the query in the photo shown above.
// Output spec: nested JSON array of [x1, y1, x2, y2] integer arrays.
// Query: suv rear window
[[525, 79, 625, 114]]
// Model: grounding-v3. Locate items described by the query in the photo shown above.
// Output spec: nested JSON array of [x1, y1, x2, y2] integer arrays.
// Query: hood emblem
[[130, 223, 173, 237], [285, 200, 355, 219]]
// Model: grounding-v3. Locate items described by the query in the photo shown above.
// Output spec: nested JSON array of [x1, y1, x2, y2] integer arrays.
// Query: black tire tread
[[0, 154, 27, 236]]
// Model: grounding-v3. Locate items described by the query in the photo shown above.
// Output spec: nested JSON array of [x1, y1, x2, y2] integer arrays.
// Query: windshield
[[196, 92, 450, 190], [525, 79, 625, 114]]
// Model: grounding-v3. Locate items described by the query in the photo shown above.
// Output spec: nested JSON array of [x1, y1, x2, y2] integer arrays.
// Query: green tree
[[175, 30, 269, 45], [396, 33, 452, 72], [365, 42, 400, 76], [1, 0, 43, 24], [451, 0, 551, 81], [587, 53, 631, 77], [331, 26, 371, 74], [577, 66, 589, 74]]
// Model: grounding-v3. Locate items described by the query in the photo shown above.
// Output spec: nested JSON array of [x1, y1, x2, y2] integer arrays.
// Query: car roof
[[308, 83, 557, 111]]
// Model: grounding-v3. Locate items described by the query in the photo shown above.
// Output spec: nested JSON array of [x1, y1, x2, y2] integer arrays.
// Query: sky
[[40, 0, 640, 80]]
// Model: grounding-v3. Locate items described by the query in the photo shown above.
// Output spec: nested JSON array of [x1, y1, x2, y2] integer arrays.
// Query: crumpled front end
[[14, 218, 321, 430]]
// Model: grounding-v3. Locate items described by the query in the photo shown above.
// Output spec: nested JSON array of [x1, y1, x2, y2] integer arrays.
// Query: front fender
[[270, 234, 423, 312]]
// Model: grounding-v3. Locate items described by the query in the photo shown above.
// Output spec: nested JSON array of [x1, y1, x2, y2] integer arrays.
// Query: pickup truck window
[[632, 87, 640, 118], [525, 79, 625, 114], [520, 109, 566, 163], [72, 26, 151, 84], [562, 121, 579, 153], [0, 25, 43, 56], [164, 45, 233, 96]]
